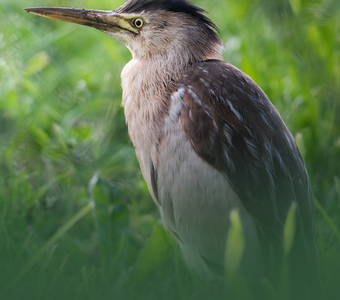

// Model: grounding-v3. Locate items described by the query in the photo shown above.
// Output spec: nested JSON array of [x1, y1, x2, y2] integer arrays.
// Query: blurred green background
[[0, 0, 339, 299]]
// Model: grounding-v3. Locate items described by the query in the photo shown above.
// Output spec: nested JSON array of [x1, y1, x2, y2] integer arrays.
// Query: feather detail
[[179, 59, 318, 284]]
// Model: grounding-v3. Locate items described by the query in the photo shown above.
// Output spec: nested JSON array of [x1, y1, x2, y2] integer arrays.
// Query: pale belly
[[152, 121, 260, 278]]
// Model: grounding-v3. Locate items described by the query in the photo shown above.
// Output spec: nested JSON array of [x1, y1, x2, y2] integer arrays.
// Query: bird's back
[[124, 58, 318, 292], [179, 60, 318, 290]]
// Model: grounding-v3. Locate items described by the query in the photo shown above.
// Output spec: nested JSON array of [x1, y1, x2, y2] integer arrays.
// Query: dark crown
[[115, 0, 219, 33]]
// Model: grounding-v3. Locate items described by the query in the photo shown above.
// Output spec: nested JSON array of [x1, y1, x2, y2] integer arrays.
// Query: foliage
[[0, 0, 339, 299]]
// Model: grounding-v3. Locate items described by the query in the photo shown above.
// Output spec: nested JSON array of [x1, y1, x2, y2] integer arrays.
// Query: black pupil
[[135, 19, 142, 27]]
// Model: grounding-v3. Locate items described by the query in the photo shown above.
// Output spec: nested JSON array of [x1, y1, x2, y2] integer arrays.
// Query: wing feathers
[[178, 60, 318, 282]]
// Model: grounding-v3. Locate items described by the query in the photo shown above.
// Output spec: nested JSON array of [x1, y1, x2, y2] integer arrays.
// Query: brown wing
[[178, 59, 318, 285]]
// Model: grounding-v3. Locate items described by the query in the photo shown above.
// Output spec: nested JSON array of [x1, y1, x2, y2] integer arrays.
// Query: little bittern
[[25, 0, 319, 294]]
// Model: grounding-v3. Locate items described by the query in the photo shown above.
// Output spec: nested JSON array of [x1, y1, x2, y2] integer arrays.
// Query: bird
[[24, 0, 319, 295]]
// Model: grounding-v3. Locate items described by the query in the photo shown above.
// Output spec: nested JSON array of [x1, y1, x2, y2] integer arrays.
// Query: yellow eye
[[134, 18, 144, 28]]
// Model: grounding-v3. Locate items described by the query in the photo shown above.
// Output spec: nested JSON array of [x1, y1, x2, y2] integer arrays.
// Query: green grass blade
[[314, 198, 340, 245], [28, 171, 73, 207], [281, 202, 297, 299], [283, 202, 297, 257], [259, 277, 281, 300], [224, 209, 252, 299], [1, 201, 95, 297], [47, 255, 69, 294], [225, 209, 245, 280], [334, 176, 340, 201]]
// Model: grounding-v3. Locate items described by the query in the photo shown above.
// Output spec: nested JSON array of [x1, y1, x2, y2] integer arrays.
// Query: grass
[[0, 0, 340, 299]]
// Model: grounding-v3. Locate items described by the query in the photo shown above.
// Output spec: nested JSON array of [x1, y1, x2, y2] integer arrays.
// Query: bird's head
[[24, 0, 224, 62]]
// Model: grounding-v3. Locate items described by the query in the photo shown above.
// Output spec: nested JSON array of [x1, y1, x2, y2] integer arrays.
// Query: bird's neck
[[121, 50, 221, 108], [121, 56, 182, 148], [120, 53, 220, 172], [122, 57, 183, 106]]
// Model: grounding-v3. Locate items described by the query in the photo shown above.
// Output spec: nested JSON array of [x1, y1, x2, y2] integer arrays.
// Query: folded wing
[[178, 59, 318, 286]]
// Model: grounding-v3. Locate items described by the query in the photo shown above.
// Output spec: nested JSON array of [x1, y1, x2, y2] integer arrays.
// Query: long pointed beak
[[24, 7, 138, 34]]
